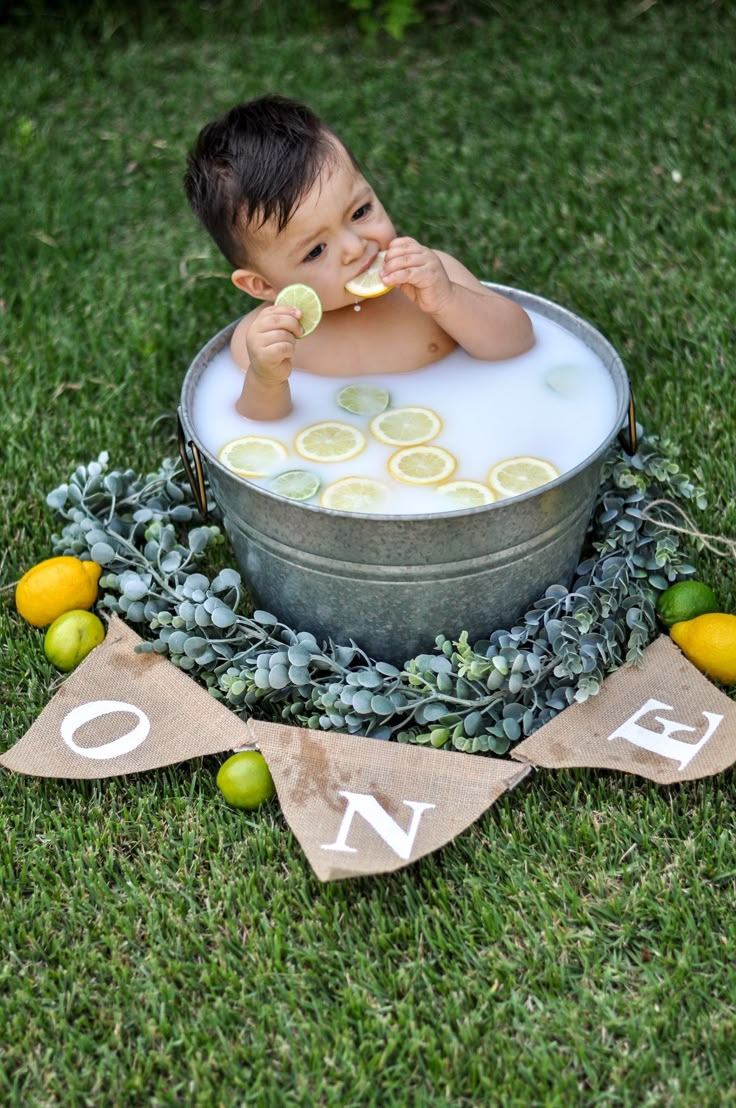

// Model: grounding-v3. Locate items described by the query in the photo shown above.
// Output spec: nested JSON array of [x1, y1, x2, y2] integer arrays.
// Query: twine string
[[639, 498, 736, 560]]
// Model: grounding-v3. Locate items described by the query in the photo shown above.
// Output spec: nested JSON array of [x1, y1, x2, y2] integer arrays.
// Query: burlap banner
[[3, 619, 736, 881], [0, 615, 244, 778], [511, 635, 736, 784]]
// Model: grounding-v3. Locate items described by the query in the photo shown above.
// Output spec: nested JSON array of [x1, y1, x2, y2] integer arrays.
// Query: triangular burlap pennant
[[510, 635, 736, 784], [247, 719, 531, 881], [0, 614, 247, 778]]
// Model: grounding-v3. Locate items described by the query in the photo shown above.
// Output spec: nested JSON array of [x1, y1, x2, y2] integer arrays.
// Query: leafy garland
[[48, 433, 705, 755]]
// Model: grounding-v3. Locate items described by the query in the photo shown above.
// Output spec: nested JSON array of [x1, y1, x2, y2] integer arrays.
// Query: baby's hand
[[381, 237, 453, 315], [245, 304, 303, 384]]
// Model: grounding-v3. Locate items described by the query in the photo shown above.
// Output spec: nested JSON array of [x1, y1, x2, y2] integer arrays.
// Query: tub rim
[[178, 283, 632, 523]]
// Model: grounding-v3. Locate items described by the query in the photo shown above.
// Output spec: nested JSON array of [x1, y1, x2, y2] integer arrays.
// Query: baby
[[184, 95, 534, 421]]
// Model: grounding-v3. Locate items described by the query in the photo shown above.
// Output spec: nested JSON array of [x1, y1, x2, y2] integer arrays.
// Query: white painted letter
[[321, 791, 436, 860], [608, 698, 722, 770], [60, 700, 151, 760]]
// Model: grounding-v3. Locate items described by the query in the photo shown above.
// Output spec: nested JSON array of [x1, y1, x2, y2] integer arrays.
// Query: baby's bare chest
[[294, 295, 456, 377]]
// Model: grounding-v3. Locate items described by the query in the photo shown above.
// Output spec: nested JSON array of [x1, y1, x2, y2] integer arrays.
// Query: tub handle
[[618, 392, 638, 455], [176, 414, 209, 517]]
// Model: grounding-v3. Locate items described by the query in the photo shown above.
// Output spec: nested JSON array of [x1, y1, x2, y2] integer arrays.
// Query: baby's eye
[[304, 243, 325, 262], [352, 202, 373, 221]]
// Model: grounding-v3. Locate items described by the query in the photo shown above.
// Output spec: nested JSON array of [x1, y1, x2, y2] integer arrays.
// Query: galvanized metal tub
[[178, 286, 633, 664]]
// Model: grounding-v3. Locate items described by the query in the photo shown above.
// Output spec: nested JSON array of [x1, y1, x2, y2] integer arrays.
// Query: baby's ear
[[231, 269, 276, 300]]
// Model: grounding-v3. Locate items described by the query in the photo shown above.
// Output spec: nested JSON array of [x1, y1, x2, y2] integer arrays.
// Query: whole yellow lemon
[[670, 613, 736, 685], [15, 556, 102, 628]]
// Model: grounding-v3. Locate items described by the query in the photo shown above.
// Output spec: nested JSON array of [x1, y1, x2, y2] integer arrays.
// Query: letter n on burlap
[[247, 719, 531, 881], [510, 635, 736, 784]]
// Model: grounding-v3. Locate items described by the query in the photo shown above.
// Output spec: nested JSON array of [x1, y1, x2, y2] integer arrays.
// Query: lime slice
[[270, 469, 321, 502], [294, 421, 366, 463], [388, 445, 457, 485], [274, 283, 323, 337], [370, 406, 442, 446], [336, 384, 391, 416], [321, 477, 390, 513], [436, 480, 497, 508], [544, 365, 585, 394], [219, 435, 288, 477], [488, 456, 560, 498], [344, 251, 391, 298]]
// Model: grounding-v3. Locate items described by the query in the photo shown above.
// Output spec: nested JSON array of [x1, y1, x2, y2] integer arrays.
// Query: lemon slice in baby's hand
[[274, 283, 323, 337], [344, 251, 392, 298], [219, 435, 288, 477], [487, 456, 560, 498]]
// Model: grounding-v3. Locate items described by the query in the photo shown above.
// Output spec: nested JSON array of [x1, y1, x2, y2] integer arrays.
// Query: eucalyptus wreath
[[47, 433, 705, 755]]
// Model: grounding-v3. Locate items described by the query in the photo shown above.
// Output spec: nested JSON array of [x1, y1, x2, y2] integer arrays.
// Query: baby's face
[[245, 142, 396, 311]]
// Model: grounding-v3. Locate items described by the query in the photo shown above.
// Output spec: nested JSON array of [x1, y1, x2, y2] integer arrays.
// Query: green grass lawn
[[2, 2, 736, 1102]]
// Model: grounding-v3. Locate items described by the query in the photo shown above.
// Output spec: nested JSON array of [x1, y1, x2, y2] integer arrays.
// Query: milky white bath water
[[191, 309, 619, 515]]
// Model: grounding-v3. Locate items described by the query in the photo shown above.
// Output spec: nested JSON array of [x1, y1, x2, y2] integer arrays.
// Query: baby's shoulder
[[434, 249, 487, 292]]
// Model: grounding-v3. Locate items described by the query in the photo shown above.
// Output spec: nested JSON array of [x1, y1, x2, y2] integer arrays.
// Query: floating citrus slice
[[219, 435, 288, 477], [344, 251, 391, 298], [388, 445, 457, 485], [294, 421, 366, 463], [269, 470, 321, 502], [544, 365, 584, 394], [370, 406, 442, 446], [321, 476, 390, 513], [274, 283, 323, 337], [436, 479, 497, 508], [488, 456, 560, 498], [336, 384, 390, 416]]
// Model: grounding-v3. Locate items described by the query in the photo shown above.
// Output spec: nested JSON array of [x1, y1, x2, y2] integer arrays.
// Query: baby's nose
[[341, 230, 364, 263]]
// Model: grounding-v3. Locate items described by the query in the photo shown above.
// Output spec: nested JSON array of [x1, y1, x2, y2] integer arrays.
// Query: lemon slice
[[344, 251, 391, 298], [436, 480, 497, 508], [388, 445, 457, 485], [219, 435, 288, 477], [294, 421, 366, 463], [488, 456, 560, 498], [336, 384, 390, 416], [321, 476, 390, 513], [274, 283, 322, 337], [270, 469, 321, 502], [370, 406, 442, 446]]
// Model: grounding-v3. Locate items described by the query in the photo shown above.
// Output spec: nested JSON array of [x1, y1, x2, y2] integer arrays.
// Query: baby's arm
[[231, 305, 303, 420], [381, 238, 534, 361]]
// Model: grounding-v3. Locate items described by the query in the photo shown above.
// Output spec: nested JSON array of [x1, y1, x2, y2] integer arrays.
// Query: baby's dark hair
[[184, 94, 356, 268]]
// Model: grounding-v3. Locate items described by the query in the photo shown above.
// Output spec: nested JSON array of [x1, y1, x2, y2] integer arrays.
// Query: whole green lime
[[216, 751, 276, 809], [43, 609, 105, 671], [656, 580, 718, 628]]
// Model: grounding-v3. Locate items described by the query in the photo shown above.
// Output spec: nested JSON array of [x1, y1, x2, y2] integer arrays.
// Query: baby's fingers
[[258, 306, 304, 337]]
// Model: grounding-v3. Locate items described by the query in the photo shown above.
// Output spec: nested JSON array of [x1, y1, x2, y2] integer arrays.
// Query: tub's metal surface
[[178, 286, 631, 663]]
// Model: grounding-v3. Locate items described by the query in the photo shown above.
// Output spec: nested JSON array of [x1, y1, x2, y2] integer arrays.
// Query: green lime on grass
[[274, 283, 322, 337], [336, 384, 390, 416], [656, 580, 718, 628], [216, 751, 276, 810], [44, 609, 105, 671], [270, 469, 321, 501]]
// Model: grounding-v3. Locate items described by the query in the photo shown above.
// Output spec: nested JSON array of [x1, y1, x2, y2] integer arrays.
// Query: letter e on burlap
[[0, 614, 247, 778], [248, 719, 531, 881], [511, 635, 736, 784]]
